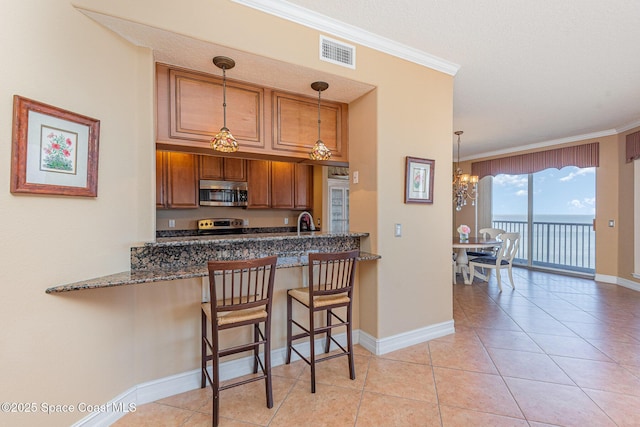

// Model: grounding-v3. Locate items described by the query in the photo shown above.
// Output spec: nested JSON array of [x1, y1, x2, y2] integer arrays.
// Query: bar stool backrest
[[207, 256, 278, 328], [308, 250, 359, 302]]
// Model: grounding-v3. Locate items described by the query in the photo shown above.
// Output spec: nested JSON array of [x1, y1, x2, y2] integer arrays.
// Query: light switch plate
[[394, 223, 402, 237]]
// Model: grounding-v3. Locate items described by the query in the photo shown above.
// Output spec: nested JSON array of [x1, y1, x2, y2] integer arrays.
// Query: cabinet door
[[199, 155, 224, 180], [272, 90, 348, 162], [328, 180, 350, 232], [247, 160, 271, 208], [167, 67, 265, 149], [270, 161, 295, 209], [156, 151, 168, 208], [294, 164, 313, 210], [223, 158, 247, 181], [166, 152, 199, 209]]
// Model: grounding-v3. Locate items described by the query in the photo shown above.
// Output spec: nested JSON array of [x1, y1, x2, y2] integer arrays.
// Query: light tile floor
[[114, 269, 640, 426]]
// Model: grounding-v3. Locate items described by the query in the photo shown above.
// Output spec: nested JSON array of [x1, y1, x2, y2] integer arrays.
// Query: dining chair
[[285, 250, 359, 393], [469, 232, 519, 291], [201, 256, 278, 427], [466, 227, 506, 257]]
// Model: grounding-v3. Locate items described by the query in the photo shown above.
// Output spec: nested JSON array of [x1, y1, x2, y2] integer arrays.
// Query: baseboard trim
[[74, 321, 455, 426], [73, 330, 356, 426], [595, 274, 640, 292], [358, 320, 455, 355]]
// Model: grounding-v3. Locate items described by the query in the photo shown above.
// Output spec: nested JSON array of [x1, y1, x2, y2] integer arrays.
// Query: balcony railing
[[492, 220, 595, 274]]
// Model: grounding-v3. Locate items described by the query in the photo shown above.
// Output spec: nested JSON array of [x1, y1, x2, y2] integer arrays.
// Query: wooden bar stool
[[201, 256, 277, 427], [285, 250, 359, 393]]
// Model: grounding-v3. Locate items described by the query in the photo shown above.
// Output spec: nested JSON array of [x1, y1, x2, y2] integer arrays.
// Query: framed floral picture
[[405, 156, 434, 204], [10, 96, 100, 197]]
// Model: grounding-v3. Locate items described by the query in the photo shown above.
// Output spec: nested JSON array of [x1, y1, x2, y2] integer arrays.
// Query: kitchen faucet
[[297, 211, 316, 235]]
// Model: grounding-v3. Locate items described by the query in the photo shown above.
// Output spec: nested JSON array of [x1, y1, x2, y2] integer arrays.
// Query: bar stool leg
[[324, 309, 332, 353], [285, 294, 293, 364], [252, 324, 259, 374], [347, 303, 355, 380], [201, 310, 207, 389], [309, 305, 316, 393]]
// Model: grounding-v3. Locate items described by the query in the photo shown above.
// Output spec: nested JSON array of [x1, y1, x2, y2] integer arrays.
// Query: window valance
[[471, 142, 599, 179], [625, 130, 640, 163]]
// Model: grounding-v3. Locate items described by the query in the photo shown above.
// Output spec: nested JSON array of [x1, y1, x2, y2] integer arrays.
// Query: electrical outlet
[[317, 218, 321, 227], [284, 217, 289, 225], [353, 171, 359, 184], [608, 219, 615, 227], [243, 219, 249, 226], [168, 219, 175, 228]]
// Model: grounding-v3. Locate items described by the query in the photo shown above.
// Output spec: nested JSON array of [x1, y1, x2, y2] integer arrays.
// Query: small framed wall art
[[405, 156, 435, 204], [10, 95, 100, 197]]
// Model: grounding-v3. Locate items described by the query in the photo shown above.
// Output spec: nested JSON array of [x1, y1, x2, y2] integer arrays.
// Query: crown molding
[[231, 0, 460, 76], [462, 128, 619, 162], [617, 118, 640, 134]]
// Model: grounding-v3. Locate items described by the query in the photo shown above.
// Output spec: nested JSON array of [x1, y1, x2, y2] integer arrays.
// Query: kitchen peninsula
[[46, 231, 379, 293]]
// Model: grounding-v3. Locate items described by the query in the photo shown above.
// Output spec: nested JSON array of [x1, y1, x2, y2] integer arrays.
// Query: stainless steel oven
[[199, 180, 248, 207]]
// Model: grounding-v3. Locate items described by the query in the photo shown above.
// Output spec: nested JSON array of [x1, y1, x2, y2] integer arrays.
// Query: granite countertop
[[46, 252, 380, 294], [150, 231, 370, 246]]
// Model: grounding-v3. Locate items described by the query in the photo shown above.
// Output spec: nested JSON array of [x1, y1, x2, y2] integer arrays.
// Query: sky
[[492, 166, 596, 218]]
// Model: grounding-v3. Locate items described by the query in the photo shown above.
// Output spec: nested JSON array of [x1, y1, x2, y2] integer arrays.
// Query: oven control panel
[[198, 218, 245, 230]]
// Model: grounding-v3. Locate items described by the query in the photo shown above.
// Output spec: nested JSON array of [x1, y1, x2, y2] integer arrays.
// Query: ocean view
[[493, 214, 594, 224], [492, 214, 595, 272]]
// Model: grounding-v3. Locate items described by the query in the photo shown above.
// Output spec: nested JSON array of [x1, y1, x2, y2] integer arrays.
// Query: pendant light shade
[[309, 81, 332, 161], [210, 56, 239, 153]]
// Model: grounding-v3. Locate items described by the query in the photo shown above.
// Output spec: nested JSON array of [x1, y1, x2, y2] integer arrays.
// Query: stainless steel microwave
[[199, 180, 248, 207]]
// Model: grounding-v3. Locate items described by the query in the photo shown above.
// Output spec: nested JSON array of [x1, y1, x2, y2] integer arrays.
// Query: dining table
[[452, 237, 502, 285]]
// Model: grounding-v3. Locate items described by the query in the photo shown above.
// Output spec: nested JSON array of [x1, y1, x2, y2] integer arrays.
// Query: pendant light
[[210, 56, 239, 153], [309, 81, 332, 161]]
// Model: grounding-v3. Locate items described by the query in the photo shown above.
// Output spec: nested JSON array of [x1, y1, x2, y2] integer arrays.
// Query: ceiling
[[80, 1, 640, 160], [243, 0, 640, 159]]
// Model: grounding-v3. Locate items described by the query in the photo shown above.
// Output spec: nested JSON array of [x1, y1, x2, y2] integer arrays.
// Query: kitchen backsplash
[[156, 205, 319, 231]]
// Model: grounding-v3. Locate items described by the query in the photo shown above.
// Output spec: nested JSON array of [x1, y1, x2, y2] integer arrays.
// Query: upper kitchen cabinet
[[272, 90, 348, 164], [156, 64, 348, 164], [199, 156, 247, 181], [157, 151, 199, 209], [156, 64, 266, 152]]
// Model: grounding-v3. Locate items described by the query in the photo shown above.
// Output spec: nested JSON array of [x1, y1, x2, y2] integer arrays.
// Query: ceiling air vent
[[320, 35, 356, 69]]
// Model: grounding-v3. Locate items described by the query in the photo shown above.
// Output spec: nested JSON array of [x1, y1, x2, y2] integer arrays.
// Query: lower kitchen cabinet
[[156, 151, 199, 209]]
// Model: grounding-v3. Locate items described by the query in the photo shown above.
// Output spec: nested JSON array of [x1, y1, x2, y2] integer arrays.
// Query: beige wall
[[617, 128, 640, 282], [2, 0, 455, 425], [0, 1, 155, 425]]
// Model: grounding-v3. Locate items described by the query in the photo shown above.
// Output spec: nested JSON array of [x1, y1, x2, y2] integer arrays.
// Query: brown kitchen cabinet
[[156, 64, 266, 151], [156, 64, 348, 165], [199, 156, 247, 181], [247, 160, 271, 208], [294, 164, 313, 210], [271, 161, 295, 209], [272, 90, 348, 163], [156, 151, 199, 209], [247, 160, 313, 210]]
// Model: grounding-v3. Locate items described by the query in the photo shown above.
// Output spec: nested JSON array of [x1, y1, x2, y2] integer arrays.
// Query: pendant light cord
[[317, 88, 322, 141], [222, 67, 227, 128]]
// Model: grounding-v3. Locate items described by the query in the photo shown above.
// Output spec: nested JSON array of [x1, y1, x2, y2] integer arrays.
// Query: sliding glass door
[[491, 166, 596, 273]]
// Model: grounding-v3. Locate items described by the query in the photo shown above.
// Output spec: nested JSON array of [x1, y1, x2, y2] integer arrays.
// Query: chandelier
[[453, 131, 478, 211]]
